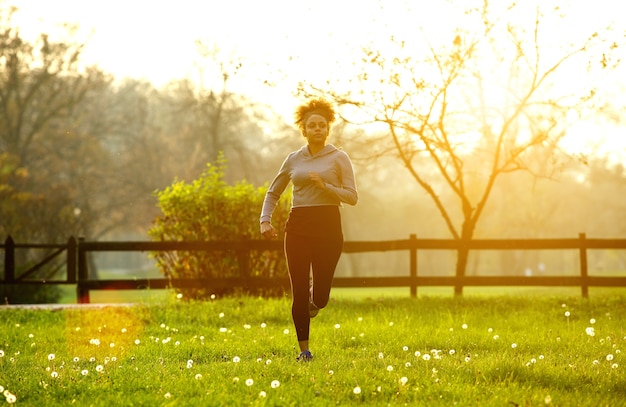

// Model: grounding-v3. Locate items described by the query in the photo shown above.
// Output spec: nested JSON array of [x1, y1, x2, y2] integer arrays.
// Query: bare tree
[[158, 41, 291, 185], [299, 1, 623, 294]]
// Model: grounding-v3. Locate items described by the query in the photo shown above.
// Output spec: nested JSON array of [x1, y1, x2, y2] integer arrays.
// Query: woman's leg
[[310, 234, 343, 309], [284, 233, 312, 348]]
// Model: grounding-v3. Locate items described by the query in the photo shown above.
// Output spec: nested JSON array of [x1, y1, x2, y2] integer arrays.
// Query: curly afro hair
[[294, 98, 336, 133]]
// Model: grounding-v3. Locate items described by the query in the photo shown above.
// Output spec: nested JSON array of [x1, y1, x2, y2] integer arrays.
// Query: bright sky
[[7, 0, 626, 163]]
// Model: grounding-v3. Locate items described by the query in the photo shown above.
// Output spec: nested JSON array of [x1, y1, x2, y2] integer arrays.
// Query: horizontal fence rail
[[2, 233, 626, 303]]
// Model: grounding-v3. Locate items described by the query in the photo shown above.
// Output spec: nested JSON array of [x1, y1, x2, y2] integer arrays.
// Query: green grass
[[1, 293, 625, 406]]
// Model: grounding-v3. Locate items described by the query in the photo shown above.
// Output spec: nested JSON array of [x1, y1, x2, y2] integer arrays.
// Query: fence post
[[579, 233, 589, 298], [409, 234, 417, 298], [67, 236, 77, 284], [4, 235, 15, 282], [77, 237, 90, 304]]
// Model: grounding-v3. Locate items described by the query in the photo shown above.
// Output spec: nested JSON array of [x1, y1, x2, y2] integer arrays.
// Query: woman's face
[[304, 114, 329, 145]]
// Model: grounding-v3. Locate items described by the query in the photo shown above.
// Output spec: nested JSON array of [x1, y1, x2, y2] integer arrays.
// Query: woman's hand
[[308, 172, 326, 189], [260, 222, 277, 239]]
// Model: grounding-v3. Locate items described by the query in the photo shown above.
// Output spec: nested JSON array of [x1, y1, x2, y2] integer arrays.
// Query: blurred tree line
[[1, 2, 625, 295], [0, 5, 294, 246]]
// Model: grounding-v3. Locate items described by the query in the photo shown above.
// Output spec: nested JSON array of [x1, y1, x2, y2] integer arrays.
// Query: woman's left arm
[[327, 152, 358, 206]]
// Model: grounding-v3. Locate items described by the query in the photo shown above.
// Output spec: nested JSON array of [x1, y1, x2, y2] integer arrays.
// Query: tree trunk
[[454, 245, 469, 296], [454, 220, 475, 296]]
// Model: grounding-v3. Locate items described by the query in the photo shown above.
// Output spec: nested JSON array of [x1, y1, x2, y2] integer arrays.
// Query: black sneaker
[[296, 350, 313, 362]]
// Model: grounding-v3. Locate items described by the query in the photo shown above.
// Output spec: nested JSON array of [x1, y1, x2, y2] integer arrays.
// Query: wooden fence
[[2, 233, 626, 304]]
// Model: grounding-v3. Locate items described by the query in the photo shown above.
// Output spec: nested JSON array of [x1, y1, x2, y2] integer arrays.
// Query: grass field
[[1, 291, 624, 406]]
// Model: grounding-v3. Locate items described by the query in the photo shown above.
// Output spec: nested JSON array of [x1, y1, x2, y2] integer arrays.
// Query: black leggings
[[284, 206, 343, 342]]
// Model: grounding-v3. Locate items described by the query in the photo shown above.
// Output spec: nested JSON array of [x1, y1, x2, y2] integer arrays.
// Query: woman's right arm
[[259, 156, 291, 226]]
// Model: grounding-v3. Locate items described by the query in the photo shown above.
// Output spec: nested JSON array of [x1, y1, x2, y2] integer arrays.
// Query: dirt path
[[1, 303, 138, 311]]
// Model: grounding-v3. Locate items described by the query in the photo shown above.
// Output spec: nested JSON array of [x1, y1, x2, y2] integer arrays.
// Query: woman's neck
[[308, 143, 325, 155]]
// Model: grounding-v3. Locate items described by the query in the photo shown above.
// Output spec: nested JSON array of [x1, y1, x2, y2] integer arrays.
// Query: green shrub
[[148, 154, 291, 299]]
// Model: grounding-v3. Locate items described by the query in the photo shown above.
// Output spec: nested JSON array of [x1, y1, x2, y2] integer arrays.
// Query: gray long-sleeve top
[[260, 144, 358, 224]]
